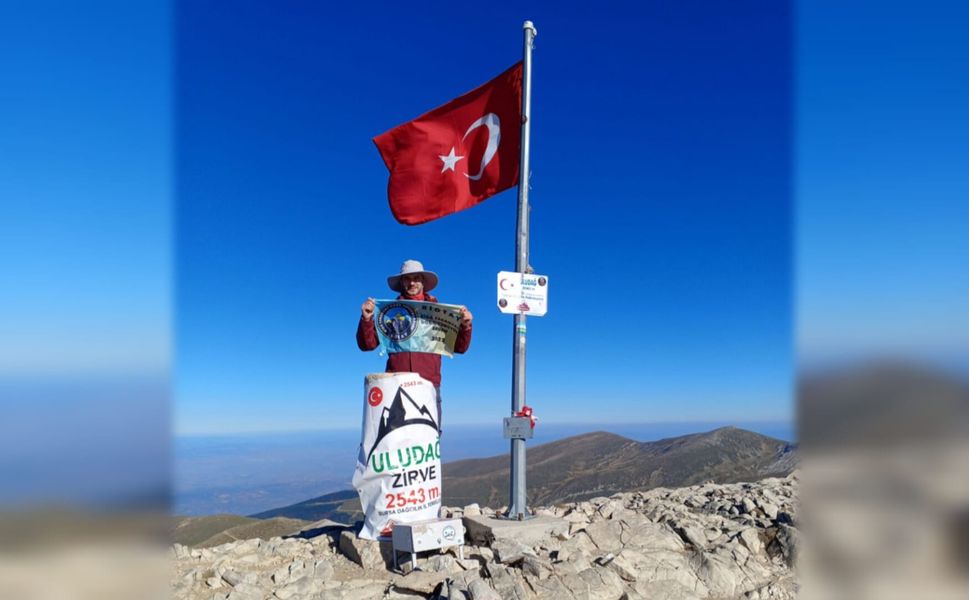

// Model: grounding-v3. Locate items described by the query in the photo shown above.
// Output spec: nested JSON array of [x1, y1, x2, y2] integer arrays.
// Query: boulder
[[225, 583, 265, 600], [338, 530, 393, 570], [467, 577, 502, 600], [394, 570, 447, 594], [170, 475, 799, 600]]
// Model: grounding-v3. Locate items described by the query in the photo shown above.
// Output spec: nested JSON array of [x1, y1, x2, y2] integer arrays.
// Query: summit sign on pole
[[497, 271, 549, 316]]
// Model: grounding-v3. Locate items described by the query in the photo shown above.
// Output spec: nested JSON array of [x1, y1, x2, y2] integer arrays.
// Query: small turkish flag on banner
[[373, 62, 523, 225]]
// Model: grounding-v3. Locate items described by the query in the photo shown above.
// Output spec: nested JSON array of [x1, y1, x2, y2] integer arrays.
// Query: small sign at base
[[503, 416, 535, 439], [391, 517, 465, 572]]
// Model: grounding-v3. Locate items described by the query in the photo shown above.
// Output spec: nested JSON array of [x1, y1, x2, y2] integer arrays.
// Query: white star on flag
[[438, 147, 464, 173]]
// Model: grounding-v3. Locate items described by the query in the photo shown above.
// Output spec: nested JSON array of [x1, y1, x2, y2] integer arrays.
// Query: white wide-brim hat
[[387, 259, 439, 292]]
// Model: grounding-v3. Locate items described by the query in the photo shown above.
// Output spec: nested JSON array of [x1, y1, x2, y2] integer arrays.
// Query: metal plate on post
[[503, 416, 534, 439], [497, 272, 549, 316]]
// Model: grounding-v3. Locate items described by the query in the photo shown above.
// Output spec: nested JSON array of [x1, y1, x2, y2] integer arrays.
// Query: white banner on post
[[352, 372, 442, 540]]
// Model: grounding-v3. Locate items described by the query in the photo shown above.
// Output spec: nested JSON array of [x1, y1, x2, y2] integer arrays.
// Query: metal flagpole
[[507, 20, 536, 520]]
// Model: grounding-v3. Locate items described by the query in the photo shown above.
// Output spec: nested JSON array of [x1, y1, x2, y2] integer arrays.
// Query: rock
[[624, 522, 686, 553], [230, 553, 261, 565], [633, 578, 704, 600], [562, 530, 599, 558], [674, 524, 707, 549], [270, 559, 305, 585], [577, 566, 628, 599], [596, 499, 623, 519], [770, 524, 799, 566], [521, 554, 552, 579], [339, 530, 392, 570], [492, 538, 531, 565], [456, 557, 479, 571], [221, 570, 256, 587], [180, 568, 201, 584], [336, 582, 393, 600], [488, 564, 529, 599], [395, 570, 448, 594], [759, 501, 779, 520], [738, 527, 765, 555], [470, 546, 494, 563], [775, 511, 795, 526], [226, 583, 265, 600], [274, 576, 321, 599], [584, 520, 624, 554], [467, 577, 502, 600], [445, 577, 470, 600], [607, 549, 642, 582], [563, 509, 590, 524], [231, 539, 260, 555], [744, 575, 797, 600], [692, 549, 738, 598], [171, 475, 798, 600], [741, 497, 758, 515], [313, 559, 335, 579], [463, 514, 568, 546], [464, 503, 482, 517], [704, 528, 723, 544], [425, 553, 459, 573], [524, 573, 575, 599]]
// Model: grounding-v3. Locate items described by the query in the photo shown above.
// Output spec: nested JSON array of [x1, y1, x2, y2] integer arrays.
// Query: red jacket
[[356, 293, 472, 387]]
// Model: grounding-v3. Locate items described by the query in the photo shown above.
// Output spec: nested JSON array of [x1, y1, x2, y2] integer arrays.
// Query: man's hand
[[361, 298, 375, 321], [460, 306, 473, 328]]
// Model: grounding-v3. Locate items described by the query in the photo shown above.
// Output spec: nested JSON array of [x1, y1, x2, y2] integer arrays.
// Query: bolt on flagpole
[[506, 19, 536, 520]]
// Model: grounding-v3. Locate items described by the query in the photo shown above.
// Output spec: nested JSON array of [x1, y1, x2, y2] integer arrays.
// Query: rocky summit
[[171, 473, 798, 600]]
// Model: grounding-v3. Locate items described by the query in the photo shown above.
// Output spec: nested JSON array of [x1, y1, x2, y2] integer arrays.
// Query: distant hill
[[247, 426, 795, 522], [172, 514, 313, 547], [442, 426, 796, 507], [249, 488, 362, 523], [799, 361, 969, 450]]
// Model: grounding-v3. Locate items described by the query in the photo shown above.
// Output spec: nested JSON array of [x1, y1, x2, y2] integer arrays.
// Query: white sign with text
[[496, 271, 549, 316]]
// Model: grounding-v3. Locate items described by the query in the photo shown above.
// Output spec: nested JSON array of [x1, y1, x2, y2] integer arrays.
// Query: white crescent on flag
[[462, 113, 501, 181]]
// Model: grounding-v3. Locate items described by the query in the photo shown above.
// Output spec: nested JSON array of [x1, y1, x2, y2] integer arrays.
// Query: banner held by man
[[373, 299, 465, 357]]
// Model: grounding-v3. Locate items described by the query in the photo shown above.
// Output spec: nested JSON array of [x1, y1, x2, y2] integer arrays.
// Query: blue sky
[[175, 1, 793, 434], [1, 1, 171, 507], [1, 2, 170, 377], [797, 0, 969, 370]]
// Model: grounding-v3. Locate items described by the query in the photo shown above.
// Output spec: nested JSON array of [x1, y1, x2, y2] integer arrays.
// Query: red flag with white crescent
[[373, 62, 523, 225]]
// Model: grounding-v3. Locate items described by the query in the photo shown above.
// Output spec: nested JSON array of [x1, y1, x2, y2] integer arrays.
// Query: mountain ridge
[[241, 426, 796, 523]]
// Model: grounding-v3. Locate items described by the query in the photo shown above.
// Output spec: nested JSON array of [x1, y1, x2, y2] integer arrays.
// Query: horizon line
[[175, 417, 794, 438]]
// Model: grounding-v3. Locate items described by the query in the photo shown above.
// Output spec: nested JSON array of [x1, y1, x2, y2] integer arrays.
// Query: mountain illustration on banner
[[365, 385, 439, 463], [373, 62, 523, 225]]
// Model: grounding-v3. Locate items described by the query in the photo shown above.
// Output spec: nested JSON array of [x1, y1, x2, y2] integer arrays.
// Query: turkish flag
[[373, 62, 523, 225]]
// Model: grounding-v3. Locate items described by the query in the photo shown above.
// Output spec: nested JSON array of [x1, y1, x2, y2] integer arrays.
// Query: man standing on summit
[[357, 260, 473, 428]]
